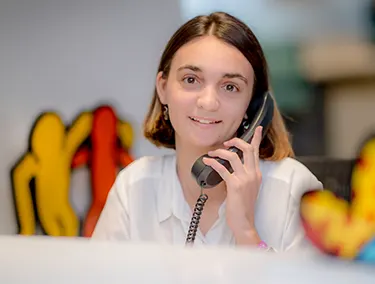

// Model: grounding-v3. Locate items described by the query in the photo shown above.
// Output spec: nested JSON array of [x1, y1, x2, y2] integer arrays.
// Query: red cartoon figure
[[72, 105, 134, 237]]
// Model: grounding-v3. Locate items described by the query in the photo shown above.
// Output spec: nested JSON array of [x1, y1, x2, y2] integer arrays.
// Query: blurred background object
[[297, 156, 355, 202]]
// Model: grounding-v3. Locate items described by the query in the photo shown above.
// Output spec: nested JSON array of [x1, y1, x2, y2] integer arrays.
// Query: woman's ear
[[156, 71, 168, 105]]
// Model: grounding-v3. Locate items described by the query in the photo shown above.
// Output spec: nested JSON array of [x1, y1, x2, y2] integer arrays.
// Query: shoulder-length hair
[[143, 12, 294, 161]]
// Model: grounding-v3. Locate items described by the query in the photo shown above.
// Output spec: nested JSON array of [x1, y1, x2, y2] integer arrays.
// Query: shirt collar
[[156, 154, 193, 223], [156, 154, 176, 223]]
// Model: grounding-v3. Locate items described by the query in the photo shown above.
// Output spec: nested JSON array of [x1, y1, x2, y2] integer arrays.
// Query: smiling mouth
[[189, 116, 222, 124]]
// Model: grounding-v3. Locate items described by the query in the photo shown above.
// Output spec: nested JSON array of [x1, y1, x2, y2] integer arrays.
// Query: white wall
[[0, 0, 180, 234]]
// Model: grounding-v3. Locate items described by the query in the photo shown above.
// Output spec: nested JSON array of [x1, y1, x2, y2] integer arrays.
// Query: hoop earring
[[163, 105, 169, 121], [242, 118, 250, 130]]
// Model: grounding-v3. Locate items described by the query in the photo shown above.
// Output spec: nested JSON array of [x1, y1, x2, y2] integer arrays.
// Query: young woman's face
[[157, 35, 255, 149]]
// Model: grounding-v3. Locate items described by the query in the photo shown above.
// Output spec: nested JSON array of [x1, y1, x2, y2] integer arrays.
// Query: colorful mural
[[10, 104, 134, 237]]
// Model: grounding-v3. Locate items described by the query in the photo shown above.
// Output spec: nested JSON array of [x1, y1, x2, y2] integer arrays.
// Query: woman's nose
[[196, 87, 219, 111]]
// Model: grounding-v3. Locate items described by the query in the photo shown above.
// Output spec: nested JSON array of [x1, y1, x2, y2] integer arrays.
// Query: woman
[[91, 12, 323, 252]]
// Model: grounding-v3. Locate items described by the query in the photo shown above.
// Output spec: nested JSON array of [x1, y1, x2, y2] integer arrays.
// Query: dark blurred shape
[[297, 156, 355, 202], [284, 84, 325, 157]]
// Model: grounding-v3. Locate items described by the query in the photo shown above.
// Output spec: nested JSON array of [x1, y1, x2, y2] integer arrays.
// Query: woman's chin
[[188, 136, 224, 150], [175, 132, 228, 151]]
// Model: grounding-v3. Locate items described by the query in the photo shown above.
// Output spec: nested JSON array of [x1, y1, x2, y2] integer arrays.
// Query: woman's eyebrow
[[177, 65, 202, 72], [223, 73, 248, 85], [177, 65, 248, 85]]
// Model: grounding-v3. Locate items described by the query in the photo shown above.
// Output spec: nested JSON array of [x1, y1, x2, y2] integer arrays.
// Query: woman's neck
[[175, 138, 227, 206]]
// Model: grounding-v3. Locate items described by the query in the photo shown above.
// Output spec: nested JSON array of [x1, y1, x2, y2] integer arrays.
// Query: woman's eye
[[183, 77, 197, 84], [224, 84, 238, 92]]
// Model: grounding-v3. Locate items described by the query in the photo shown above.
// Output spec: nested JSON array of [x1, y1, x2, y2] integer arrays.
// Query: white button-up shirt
[[92, 154, 323, 251]]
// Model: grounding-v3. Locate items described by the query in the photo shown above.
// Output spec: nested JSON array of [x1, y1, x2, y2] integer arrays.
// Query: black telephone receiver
[[191, 91, 274, 189], [185, 91, 274, 245]]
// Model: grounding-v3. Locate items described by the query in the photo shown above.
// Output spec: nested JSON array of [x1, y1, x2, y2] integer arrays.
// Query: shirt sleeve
[[91, 171, 130, 241], [280, 171, 323, 252]]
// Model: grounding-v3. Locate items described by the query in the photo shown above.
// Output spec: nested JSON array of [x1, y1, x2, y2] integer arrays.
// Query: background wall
[[0, 0, 179, 234], [180, 0, 371, 43]]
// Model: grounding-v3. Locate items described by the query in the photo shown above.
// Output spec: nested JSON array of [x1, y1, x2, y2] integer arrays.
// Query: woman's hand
[[203, 126, 263, 245]]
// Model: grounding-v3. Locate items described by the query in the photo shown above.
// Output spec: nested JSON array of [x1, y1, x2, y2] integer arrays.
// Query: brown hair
[[143, 12, 294, 161]]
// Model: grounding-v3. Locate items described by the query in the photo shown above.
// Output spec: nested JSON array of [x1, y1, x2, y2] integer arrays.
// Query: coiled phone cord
[[185, 185, 208, 245]]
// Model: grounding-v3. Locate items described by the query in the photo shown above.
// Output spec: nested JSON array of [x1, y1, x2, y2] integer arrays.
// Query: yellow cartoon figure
[[11, 111, 92, 236]]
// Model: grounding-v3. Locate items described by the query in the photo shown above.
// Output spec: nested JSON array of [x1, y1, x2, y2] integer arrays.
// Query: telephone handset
[[191, 91, 274, 189], [185, 92, 274, 245]]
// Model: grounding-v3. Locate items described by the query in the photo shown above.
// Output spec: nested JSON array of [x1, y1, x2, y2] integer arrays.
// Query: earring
[[163, 105, 169, 121], [242, 117, 250, 130]]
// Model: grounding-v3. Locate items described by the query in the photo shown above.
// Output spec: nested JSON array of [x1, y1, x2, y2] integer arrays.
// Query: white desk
[[0, 235, 374, 284]]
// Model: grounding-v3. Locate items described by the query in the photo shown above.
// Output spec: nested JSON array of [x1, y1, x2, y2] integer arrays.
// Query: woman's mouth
[[189, 116, 222, 124]]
